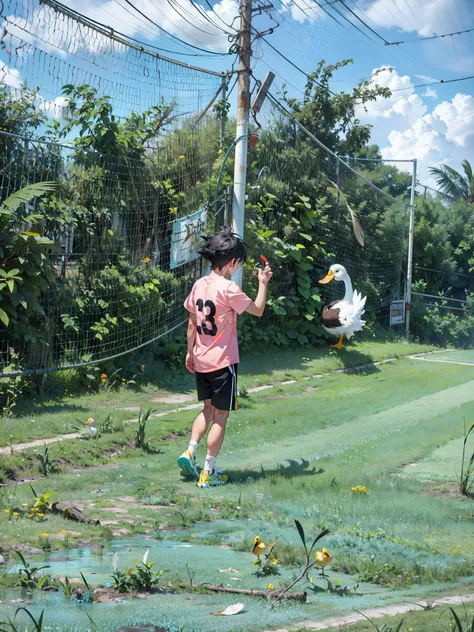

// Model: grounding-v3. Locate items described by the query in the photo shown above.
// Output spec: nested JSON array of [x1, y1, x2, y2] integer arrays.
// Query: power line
[[164, 0, 229, 36], [336, 0, 390, 43], [121, 0, 229, 54], [260, 36, 340, 96], [389, 25, 474, 45], [390, 74, 474, 92]]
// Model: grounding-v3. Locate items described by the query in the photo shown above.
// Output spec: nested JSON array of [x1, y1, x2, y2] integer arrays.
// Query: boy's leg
[[198, 365, 237, 488]]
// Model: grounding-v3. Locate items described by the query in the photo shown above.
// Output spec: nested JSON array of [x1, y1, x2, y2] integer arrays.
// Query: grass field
[[1, 340, 474, 631]]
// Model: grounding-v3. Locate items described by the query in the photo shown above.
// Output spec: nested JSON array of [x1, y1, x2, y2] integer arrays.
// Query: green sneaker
[[197, 469, 228, 488], [177, 450, 200, 480]]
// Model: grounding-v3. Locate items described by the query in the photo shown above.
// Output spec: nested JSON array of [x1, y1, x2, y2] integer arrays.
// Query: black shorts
[[195, 364, 238, 412]]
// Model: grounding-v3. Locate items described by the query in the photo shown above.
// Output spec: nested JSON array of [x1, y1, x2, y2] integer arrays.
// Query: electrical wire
[[390, 74, 474, 92], [337, 0, 390, 44], [121, 0, 229, 54], [164, 0, 228, 36], [389, 25, 474, 45]]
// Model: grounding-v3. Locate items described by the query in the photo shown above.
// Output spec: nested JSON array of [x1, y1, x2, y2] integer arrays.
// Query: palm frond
[[429, 165, 469, 201], [1, 182, 57, 213]]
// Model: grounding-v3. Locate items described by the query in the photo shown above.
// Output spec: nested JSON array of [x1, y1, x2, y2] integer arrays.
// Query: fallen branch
[[51, 501, 100, 525], [204, 584, 306, 602]]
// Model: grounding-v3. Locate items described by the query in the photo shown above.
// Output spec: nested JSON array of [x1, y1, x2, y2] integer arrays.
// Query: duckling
[[252, 536, 266, 559], [315, 547, 332, 575], [85, 417, 97, 438]]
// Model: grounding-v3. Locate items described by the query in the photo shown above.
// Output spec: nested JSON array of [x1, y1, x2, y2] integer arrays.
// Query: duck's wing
[[321, 301, 342, 328], [339, 291, 367, 330]]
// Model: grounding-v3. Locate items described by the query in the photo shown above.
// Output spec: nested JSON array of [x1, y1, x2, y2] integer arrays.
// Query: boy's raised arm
[[245, 262, 272, 318]]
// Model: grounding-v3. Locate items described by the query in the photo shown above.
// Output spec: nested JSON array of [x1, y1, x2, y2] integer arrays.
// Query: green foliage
[[36, 446, 59, 476], [459, 420, 474, 496], [135, 407, 154, 450], [0, 607, 45, 632], [111, 551, 168, 592], [14, 551, 51, 590], [0, 182, 59, 333]]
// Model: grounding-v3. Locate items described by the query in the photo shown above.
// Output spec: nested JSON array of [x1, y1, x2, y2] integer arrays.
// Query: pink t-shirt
[[184, 272, 252, 373]]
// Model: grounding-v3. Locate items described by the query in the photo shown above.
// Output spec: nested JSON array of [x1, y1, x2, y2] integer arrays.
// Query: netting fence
[[0, 0, 232, 375], [244, 93, 410, 314]]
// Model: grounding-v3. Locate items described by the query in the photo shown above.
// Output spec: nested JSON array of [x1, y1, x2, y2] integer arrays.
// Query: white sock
[[187, 440, 198, 458], [204, 455, 216, 475]]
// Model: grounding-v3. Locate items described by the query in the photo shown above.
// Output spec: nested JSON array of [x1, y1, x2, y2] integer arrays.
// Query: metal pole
[[220, 77, 228, 151], [405, 158, 417, 341], [231, 0, 252, 287]]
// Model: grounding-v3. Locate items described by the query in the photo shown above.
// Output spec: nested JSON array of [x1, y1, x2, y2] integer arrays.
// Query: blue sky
[[1, 0, 473, 185]]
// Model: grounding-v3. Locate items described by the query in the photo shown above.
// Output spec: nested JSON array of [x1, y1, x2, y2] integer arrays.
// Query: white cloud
[[356, 66, 427, 125], [422, 88, 438, 98], [364, 0, 474, 72], [380, 92, 474, 182], [0, 64, 23, 90]]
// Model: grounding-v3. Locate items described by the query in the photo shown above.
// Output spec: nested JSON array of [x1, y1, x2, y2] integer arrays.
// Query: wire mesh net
[[0, 0, 224, 119], [0, 0, 230, 374], [245, 93, 410, 313], [0, 128, 228, 374]]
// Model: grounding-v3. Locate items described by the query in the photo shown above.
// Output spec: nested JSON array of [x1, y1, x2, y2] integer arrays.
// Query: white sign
[[390, 300, 405, 326], [170, 208, 208, 270]]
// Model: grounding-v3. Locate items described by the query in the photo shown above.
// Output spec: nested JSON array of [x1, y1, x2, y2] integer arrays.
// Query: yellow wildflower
[[27, 514, 33, 519], [41, 533, 49, 537], [13, 511, 19, 516], [271, 558, 279, 565], [267, 583, 274, 590], [22, 503, 29, 507], [61, 530, 67, 534], [3, 509, 10, 513], [179, 155, 185, 160], [268, 511, 272, 515], [38, 513, 44, 517], [143, 257, 151, 264], [351, 485, 367, 495]]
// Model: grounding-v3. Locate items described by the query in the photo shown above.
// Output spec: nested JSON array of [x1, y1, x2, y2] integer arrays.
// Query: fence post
[[405, 158, 417, 341]]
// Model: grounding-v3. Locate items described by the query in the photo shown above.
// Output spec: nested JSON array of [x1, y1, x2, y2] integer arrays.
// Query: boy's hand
[[258, 262, 272, 286], [185, 352, 195, 373]]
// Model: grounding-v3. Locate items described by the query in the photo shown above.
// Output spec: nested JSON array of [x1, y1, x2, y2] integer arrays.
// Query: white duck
[[319, 264, 367, 349], [85, 417, 97, 438]]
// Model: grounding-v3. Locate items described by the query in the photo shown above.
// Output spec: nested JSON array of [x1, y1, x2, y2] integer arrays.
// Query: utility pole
[[405, 158, 417, 342], [231, 0, 252, 287], [219, 76, 228, 152]]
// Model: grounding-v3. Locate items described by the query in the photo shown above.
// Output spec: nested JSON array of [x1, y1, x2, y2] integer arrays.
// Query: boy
[[177, 227, 272, 488]]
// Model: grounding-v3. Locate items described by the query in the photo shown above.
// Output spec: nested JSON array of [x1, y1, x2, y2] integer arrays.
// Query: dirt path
[[266, 592, 474, 631], [0, 358, 396, 457]]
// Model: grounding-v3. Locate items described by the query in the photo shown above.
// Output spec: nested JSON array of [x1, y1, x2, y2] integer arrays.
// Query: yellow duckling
[[252, 536, 266, 559], [315, 547, 332, 575]]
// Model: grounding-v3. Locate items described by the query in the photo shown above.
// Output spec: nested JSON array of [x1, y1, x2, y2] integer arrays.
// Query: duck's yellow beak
[[319, 270, 335, 284]]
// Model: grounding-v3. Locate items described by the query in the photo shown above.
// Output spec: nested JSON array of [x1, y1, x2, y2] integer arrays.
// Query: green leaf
[[311, 294, 322, 302], [295, 244, 305, 249], [299, 233, 312, 241], [1, 182, 57, 213], [298, 287, 310, 299], [294, 519, 307, 554], [6, 279, 14, 293], [305, 314, 314, 321], [0, 308, 9, 326]]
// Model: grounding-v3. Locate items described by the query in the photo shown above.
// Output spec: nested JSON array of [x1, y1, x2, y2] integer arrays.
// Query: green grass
[[0, 340, 432, 446], [306, 602, 474, 631], [1, 340, 474, 631]]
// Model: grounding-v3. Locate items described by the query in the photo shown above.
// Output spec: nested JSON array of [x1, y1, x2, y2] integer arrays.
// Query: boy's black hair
[[198, 226, 248, 270]]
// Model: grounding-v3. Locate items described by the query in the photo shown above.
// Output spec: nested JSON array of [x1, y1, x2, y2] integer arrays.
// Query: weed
[[354, 609, 405, 632], [36, 446, 59, 476], [253, 543, 281, 578], [271, 519, 330, 606], [14, 551, 51, 590], [111, 550, 168, 593], [56, 576, 75, 598], [0, 607, 45, 632], [459, 420, 474, 496], [135, 407, 155, 451]]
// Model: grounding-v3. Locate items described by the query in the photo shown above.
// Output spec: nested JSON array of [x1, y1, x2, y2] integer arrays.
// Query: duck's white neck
[[341, 274, 353, 302]]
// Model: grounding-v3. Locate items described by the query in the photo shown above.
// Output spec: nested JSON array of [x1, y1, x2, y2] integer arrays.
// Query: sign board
[[390, 300, 405, 326], [170, 208, 207, 270]]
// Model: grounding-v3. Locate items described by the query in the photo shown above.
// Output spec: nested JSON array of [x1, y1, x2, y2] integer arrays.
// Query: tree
[[429, 160, 474, 204]]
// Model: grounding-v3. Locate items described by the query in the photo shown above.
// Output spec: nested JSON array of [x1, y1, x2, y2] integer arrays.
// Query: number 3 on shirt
[[196, 299, 217, 336]]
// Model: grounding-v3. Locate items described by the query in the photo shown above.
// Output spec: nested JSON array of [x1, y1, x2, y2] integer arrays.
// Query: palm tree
[[429, 159, 474, 204]]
